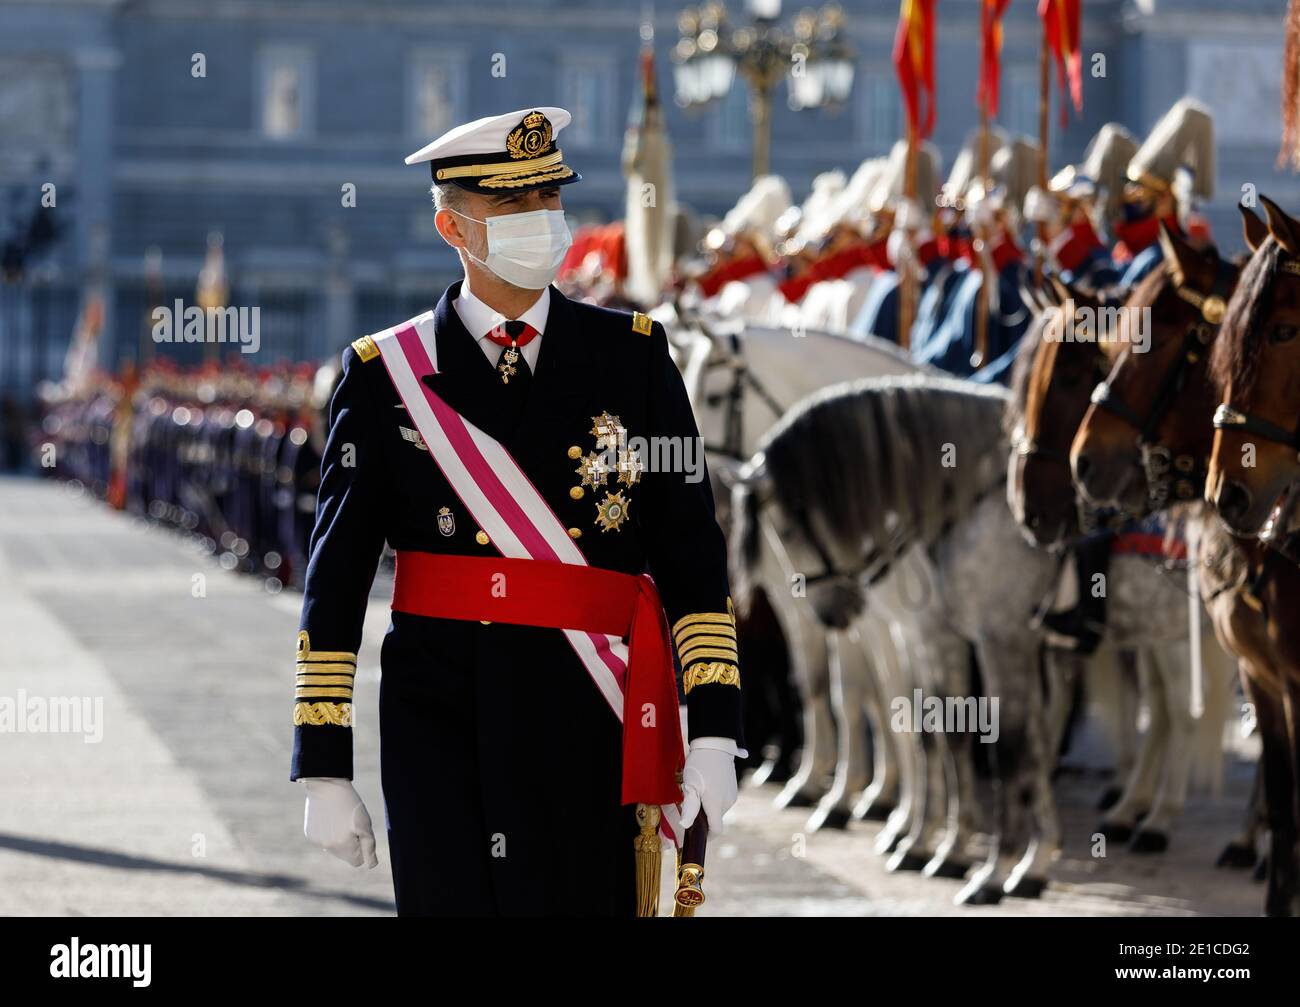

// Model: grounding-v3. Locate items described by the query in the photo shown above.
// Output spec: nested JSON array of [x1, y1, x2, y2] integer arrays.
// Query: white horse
[[661, 306, 934, 832]]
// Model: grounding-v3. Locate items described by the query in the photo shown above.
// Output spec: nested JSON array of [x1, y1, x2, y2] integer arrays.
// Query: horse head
[[1207, 195, 1300, 536], [1006, 281, 1108, 549], [1072, 220, 1245, 516]]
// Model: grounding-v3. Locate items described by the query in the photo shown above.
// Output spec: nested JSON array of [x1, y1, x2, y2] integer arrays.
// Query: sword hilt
[[672, 811, 708, 916]]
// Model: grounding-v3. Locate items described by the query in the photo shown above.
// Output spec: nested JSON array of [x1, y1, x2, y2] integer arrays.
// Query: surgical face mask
[[451, 206, 572, 290]]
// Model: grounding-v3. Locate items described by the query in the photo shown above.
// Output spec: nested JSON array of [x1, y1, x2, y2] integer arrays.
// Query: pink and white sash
[[370, 313, 682, 842]]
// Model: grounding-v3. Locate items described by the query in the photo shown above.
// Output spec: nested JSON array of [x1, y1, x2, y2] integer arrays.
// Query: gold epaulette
[[351, 335, 379, 362], [293, 630, 356, 727], [631, 311, 653, 336], [673, 600, 740, 694]]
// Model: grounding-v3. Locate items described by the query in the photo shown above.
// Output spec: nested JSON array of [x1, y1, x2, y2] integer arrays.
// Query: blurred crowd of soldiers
[[37, 359, 335, 590], [558, 99, 1216, 391]]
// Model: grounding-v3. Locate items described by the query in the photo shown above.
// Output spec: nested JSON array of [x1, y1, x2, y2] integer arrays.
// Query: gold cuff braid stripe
[[672, 611, 735, 638], [683, 662, 740, 694], [679, 647, 738, 665], [675, 624, 737, 646], [295, 686, 353, 700], [293, 702, 353, 727], [296, 674, 355, 687], [295, 662, 356, 676], [677, 634, 738, 655]]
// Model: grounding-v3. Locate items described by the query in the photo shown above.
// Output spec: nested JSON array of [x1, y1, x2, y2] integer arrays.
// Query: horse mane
[[1005, 306, 1057, 438], [1209, 237, 1281, 398], [754, 375, 1010, 563]]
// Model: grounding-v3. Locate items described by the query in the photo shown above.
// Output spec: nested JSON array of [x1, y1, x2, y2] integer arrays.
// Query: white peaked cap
[[721, 175, 793, 241]]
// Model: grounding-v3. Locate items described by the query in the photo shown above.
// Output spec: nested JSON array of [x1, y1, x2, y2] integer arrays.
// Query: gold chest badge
[[577, 412, 641, 533]]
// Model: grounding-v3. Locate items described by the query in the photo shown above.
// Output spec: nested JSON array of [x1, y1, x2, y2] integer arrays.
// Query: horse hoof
[[774, 785, 817, 810], [923, 855, 970, 880], [1216, 842, 1258, 869], [1098, 821, 1133, 844], [1096, 786, 1123, 812], [1130, 829, 1168, 854], [886, 848, 930, 873], [854, 801, 895, 823], [815, 807, 852, 831], [1004, 875, 1048, 899], [955, 880, 1002, 906]]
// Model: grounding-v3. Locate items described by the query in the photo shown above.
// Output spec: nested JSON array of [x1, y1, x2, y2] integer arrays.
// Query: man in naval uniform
[[290, 107, 744, 916]]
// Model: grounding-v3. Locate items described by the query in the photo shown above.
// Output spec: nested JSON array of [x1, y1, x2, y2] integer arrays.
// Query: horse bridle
[[1088, 259, 1236, 509], [698, 327, 788, 461], [1211, 257, 1300, 459]]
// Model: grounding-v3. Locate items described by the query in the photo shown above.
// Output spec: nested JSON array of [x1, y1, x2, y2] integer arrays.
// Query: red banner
[[1039, 0, 1083, 125], [894, 0, 937, 139], [978, 0, 1011, 118]]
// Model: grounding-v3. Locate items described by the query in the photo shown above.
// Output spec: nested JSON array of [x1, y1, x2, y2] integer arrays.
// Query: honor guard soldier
[[292, 107, 745, 916], [1114, 98, 1215, 288]]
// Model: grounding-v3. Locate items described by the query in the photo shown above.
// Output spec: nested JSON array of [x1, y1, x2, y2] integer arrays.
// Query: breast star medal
[[576, 450, 611, 488], [595, 490, 630, 532], [498, 345, 520, 384]]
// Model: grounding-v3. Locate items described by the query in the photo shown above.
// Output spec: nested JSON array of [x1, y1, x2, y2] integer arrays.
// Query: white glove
[[678, 737, 744, 832], [302, 777, 378, 869]]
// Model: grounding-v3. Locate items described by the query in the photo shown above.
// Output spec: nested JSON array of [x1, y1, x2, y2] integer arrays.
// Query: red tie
[[485, 320, 540, 349]]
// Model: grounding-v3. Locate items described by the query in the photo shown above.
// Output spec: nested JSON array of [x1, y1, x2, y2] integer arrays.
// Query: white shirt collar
[[454, 279, 550, 341]]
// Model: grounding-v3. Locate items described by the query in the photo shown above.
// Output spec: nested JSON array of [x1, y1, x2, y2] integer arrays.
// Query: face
[[1072, 265, 1224, 513], [434, 186, 564, 262], [1208, 270, 1300, 536], [1009, 314, 1107, 549]]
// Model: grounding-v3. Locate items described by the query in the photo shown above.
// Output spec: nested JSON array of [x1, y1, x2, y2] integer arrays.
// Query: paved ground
[[0, 476, 1267, 916]]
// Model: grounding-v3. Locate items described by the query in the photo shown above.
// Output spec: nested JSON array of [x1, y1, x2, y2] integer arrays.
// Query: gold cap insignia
[[507, 111, 554, 160]]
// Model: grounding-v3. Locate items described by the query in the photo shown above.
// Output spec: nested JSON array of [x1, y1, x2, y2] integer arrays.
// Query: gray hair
[[431, 181, 468, 214]]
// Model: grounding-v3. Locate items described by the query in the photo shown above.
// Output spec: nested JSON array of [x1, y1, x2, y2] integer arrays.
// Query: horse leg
[[1249, 678, 1300, 916], [1005, 643, 1060, 898], [1098, 649, 1163, 841], [924, 725, 976, 880], [888, 729, 943, 871], [809, 626, 872, 831], [854, 613, 902, 820], [1093, 646, 1141, 810], [1043, 647, 1083, 770], [775, 606, 836, 809], [1218, 749, 1265, 869], [1131, 641, 1196, 852]]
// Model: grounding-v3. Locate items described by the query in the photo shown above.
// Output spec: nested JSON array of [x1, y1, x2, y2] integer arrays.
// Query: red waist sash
[[391, 550, 684, 807]]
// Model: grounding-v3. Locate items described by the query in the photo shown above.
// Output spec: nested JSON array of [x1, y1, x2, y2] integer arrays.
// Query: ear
[[1260, 194, 1300, 257], [1157, 220, 1200, 287], [433, 207, 468, 249], [1240, 203, 1268, 253]]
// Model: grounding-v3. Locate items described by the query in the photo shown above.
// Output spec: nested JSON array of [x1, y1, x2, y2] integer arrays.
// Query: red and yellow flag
[[1039, 0, 1082, 125], [893, 0, 937, 139], [978, 0, 1011, 118]]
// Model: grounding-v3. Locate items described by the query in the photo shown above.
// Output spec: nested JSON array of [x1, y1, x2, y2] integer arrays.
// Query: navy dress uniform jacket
[[290, 281, 743, 916]]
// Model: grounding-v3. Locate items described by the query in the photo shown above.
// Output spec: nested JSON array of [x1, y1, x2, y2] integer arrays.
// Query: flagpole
[[1036, 16, 1051, 287], [973, 4, 993, 370], [899, 117, 917, 351]]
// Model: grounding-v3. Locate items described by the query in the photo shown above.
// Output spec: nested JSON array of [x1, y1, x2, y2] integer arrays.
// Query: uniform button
[[475, 530, 490, 545], [567, 445, 582, 459], [569, 486, 585, 500], [568, 527, 582, 539], [480, 620, 491, 625]]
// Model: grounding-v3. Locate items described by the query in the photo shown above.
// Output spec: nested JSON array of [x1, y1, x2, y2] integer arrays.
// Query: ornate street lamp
[[673, 1, 854, 179]]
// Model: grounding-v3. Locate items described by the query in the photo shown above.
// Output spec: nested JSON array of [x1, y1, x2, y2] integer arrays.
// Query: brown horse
[[1207, 196, 1300, 537], [1007, 282, 1236, 855], [1071, 212, 1300, 915]]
